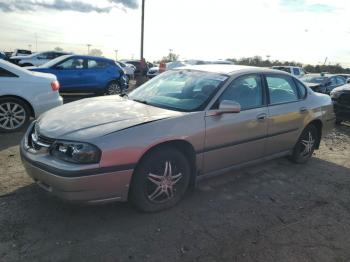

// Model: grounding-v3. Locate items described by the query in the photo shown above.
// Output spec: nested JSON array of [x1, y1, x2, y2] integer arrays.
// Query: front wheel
[[290, 124, 318, 164], [130, 147, 191, 212]]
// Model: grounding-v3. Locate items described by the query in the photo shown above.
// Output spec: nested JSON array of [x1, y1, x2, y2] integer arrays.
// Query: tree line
[[227, 56, 350, 74]]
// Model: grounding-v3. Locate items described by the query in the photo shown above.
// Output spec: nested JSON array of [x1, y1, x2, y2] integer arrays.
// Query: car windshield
[[128, 70, 228, 112], [300, 75, 327, 84], [39, 55, 72, 68]]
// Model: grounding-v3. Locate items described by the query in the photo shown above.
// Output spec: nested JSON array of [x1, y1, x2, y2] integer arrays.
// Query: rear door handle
[[256, 113, 267, 121], [300, 107, 308, 113]]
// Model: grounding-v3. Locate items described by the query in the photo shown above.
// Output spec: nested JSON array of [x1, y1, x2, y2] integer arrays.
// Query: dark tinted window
[[88, 60, 109, 69], [0, 67, 18, 77], [217, 74, 263, 110], [266, 75, 299, 104]]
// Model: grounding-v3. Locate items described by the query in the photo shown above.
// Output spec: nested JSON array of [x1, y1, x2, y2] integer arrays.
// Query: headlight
[[330, 91, 341, 99], [50, 141, 101, 164]]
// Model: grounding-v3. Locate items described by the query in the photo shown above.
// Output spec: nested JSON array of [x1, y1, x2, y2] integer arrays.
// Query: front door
[[203, 74, 268, 173]]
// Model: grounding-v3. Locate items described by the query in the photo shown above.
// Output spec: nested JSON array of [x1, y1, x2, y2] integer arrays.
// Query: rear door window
[[266, 75, 299, 104], [88, 60, 109, 69], [0, 67, 18, 77]]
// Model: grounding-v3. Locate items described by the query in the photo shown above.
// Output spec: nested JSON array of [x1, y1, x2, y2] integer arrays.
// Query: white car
[[116, 61, 135, 81], [0, 60, 63, 132], [9, 51, 70, 67], [272, 66, 306, 78], [147, 61, 188, 78]]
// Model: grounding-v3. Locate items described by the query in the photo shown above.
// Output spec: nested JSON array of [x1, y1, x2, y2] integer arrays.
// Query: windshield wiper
[[132, 98, 149, 105]]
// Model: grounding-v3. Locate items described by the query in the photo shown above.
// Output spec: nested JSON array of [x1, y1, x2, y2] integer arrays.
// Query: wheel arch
[[131, 140, 198, 190], [307, 119, 323, 149], [0, 95, 35, 117]]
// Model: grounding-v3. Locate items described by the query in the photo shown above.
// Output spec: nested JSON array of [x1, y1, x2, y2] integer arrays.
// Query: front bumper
[[333, 101, 350, 121], [20, 126, 134, 203]]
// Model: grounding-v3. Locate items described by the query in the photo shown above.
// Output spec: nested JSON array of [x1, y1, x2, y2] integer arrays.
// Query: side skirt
[[196, 150, 292, 182]]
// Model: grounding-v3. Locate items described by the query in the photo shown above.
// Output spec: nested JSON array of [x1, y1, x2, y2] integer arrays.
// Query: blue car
[[29, 55, 128, 95]]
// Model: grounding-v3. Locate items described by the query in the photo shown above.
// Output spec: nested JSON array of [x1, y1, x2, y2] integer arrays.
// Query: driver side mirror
[[208, 100, 241, 116], [347, 79, 350, 84], [55, 65, 64, 70]]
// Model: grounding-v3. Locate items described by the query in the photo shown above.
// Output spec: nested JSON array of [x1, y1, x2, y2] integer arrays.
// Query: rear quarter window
[[0, 67, 18, 77], [293, 79, 307, 99]]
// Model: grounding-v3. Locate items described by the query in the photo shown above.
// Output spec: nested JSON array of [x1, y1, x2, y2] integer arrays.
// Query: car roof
[[175, 64, 290, 76]]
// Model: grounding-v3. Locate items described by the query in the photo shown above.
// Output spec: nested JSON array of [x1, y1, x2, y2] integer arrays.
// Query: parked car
[[12, 49, 32, 57], [20, 65, 334, 211], [272, 66, 306, 78], [330, 84, 350, 124], [116, 61, 135, 81], [338, 74, 350, 83], [0, 52, 7, 60], [147, 61, 187, 78], [0, 60, 62, 132], [29, 55, 128, 95], [10, 51, 70, 67], [123, 60, 149, 76], [300, 73, 347, 94]]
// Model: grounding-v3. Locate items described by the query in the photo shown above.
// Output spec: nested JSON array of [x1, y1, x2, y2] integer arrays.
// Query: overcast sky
[[0, 0, 350, 66]]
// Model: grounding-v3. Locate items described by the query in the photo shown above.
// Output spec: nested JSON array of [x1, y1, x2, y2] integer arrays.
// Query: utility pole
[[35, 33, 38, 52], [87, 44, 91, 55], [140, 0, 145, 60]]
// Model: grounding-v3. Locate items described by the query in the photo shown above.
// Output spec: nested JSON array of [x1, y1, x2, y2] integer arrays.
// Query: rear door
[[264, 74, 308, 155], [203, 74, 268, 173], [86, 59, 114, 91]]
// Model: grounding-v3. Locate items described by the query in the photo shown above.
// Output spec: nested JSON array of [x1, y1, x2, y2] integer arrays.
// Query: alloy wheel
[[106, 82, 121, 95], [0, 102, 26, 130], [300, 131, 315, 157], [146, 161, 183, 203]]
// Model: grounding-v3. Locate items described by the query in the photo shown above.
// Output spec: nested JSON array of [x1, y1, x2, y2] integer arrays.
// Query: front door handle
[[256, 113, 267, 121], [300, 107, 308, 113]]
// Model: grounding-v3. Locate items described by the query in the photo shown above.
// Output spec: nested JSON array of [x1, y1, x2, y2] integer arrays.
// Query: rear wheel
[[290, 124, 318, 164], [130, 147, 191, 212], [0, 97, 30, 132]]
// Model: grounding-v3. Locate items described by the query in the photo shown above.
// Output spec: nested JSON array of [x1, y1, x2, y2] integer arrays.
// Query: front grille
[[28, 124, 55, 151]]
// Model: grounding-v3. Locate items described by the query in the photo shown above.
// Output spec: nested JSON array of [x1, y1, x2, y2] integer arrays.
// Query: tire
[[0, 97, 30, 133], [105, 81, 121, 95], [290, 124, 318, 164], [130, 147, 191, 212]]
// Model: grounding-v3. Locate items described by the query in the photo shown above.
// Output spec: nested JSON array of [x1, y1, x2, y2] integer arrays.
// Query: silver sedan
[[20, 65, 335, 212]]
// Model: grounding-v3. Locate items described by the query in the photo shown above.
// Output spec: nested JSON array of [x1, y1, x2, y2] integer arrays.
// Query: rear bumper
[[20, 137, 133, 204]]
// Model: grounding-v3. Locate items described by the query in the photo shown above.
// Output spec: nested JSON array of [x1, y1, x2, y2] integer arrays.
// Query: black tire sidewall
[[130, 147, 191, 212], [291, 125, 318, 164], [0, 97, 30, 133]]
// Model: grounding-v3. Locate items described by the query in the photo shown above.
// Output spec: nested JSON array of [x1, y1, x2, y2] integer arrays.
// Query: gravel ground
[[1, 108, 350, 261]]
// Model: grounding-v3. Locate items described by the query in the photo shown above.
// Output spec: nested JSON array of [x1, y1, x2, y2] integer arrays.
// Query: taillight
[[51, 80, 60, 91]]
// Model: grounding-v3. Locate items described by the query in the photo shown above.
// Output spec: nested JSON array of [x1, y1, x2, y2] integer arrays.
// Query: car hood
[[36, 96, 183, 140], [332, 84, 350, 93]]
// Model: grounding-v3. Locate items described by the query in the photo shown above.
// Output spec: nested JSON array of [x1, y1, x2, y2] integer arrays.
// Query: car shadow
[[1, 156, 350, 261]]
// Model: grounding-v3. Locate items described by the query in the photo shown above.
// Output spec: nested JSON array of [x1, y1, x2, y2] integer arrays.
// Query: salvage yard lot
[[1, 116, 350, 261]]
